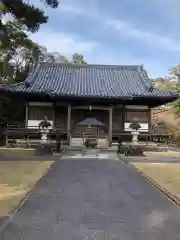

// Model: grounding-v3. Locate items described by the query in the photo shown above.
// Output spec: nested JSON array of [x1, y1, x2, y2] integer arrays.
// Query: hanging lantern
[[88, 124, 92, 128], [89, 105, 92, 111]]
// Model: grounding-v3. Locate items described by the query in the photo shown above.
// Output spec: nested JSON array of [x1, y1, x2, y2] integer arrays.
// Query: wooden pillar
[[67, 104, 71, 145], [122, 105, 125, 132], [25, 102, 29, 128], [53, 103, 56, 128], [109, 106, 113, 146], [148, 107, 151, 132]]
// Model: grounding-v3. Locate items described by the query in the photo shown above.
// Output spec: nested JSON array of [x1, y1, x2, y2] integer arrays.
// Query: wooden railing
[[112, 129, 170, 143], [7, 122, 25, 128], [4, 120, 171, 145], [6, 123, 68, 143]]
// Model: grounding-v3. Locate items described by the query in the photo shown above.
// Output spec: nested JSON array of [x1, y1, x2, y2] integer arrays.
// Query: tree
[[0, 0, 59, 52], [0, 1, 60, 123], [0, 20, 40, 84], [1, 0, 59, 31], [0, 20, 40, 123], [168, 65, 180, 116], [153, 66, 180, 116], [169, 65, 180, 80], [152, 77, 177, 91], [72, 53, 87, 64], [37, 47, 87, 64], [38, 46, 69, 63]]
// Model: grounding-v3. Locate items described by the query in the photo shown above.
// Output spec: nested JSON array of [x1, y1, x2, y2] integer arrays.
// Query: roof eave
[[0, 88, 178, 106]]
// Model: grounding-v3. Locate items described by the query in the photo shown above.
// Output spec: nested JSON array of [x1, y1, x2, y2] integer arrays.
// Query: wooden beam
[[125, 105, 148, 109], [55, 102, 69, 107], [29, 102, 53, 106], [71, 105, 111, 110]]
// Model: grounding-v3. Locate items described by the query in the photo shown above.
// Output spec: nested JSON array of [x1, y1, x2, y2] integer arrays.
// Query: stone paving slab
[[1, 159, 180, 239], [61, 150, 119, 160]]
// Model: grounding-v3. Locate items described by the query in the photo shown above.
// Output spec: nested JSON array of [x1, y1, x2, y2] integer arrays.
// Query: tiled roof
[[6, 63, 179, 100]]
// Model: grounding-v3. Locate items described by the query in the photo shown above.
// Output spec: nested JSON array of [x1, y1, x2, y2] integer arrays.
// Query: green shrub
[[118, 145, 144, 156]]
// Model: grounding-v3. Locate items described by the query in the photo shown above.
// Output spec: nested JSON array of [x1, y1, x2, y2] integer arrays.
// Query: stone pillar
[[67, 104, 71, 145], [109, 106, 113, 146], [25, 102, 29, 128]]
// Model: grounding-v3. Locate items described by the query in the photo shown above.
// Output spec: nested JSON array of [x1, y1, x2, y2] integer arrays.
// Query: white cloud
[[30, 29, 98, 57], [106, 18, 180, 52], [58, 2, 180, 52], [26, 0, 177, 77], [59, 5, 85, 15], [58, 0, 102, 19], [60, 0, 99, 11], [29, 26, 167, 77]]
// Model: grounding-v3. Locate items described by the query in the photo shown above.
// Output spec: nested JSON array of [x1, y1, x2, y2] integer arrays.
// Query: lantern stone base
[[131, 130, 140, 145]]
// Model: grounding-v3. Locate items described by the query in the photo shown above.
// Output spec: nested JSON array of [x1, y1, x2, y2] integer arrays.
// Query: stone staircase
[[71, 137, 109, 148], [71, 138, 83, 147]]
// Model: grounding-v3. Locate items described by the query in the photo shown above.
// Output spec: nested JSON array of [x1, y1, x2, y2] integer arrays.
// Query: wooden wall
[[28, 105, 54, 128], [27, 103, 150, 132], [124, 106, 149, 132]]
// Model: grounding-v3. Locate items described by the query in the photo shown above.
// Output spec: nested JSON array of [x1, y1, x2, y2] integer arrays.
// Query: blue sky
[[30, 0, 180, 77]]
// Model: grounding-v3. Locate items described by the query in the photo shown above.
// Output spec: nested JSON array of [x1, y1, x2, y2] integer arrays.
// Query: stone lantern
[[129, 118, 141, 144], [39, 116, 51, 145]]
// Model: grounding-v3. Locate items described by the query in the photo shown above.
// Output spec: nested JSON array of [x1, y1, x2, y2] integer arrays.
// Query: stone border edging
[[0, 149, 66, 233], [120, 155, 180, 209]]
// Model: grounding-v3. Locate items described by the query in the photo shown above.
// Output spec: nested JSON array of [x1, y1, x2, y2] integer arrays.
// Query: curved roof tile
[[7, 63, 179, 99]]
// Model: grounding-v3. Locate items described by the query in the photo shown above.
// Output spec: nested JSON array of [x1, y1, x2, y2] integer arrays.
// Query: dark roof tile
[[6, 63, 179, 99]]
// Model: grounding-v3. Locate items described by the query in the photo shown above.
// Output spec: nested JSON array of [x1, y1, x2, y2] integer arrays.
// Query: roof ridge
[[39, 62, 142, 70], [137, 66, 154, 92], [24, 63, 41, 87]]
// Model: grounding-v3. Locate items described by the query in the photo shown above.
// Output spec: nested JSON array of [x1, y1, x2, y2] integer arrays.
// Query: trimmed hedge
[[118, 144, 144, 156]]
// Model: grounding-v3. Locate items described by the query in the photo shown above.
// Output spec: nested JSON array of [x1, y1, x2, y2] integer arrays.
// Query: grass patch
[[0, 148, 36, 157], [133, 151, 180, 161], [145, 151, 180, 156], [0, 161, 53, 217], [133, 162, 180, 201]]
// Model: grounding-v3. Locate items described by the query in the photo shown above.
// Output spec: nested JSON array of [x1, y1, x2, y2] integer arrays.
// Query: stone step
[[71, 138, 83, 146], [71, 137, 109, 148]]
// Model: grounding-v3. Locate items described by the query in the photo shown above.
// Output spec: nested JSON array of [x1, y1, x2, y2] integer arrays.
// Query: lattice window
[[125, 111, 149, 122], [28, 106, 53, 120]]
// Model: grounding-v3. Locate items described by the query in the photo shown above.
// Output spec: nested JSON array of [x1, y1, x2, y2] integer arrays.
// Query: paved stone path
[[61, 150, 119, 160], [1, 159, 180, 240]]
